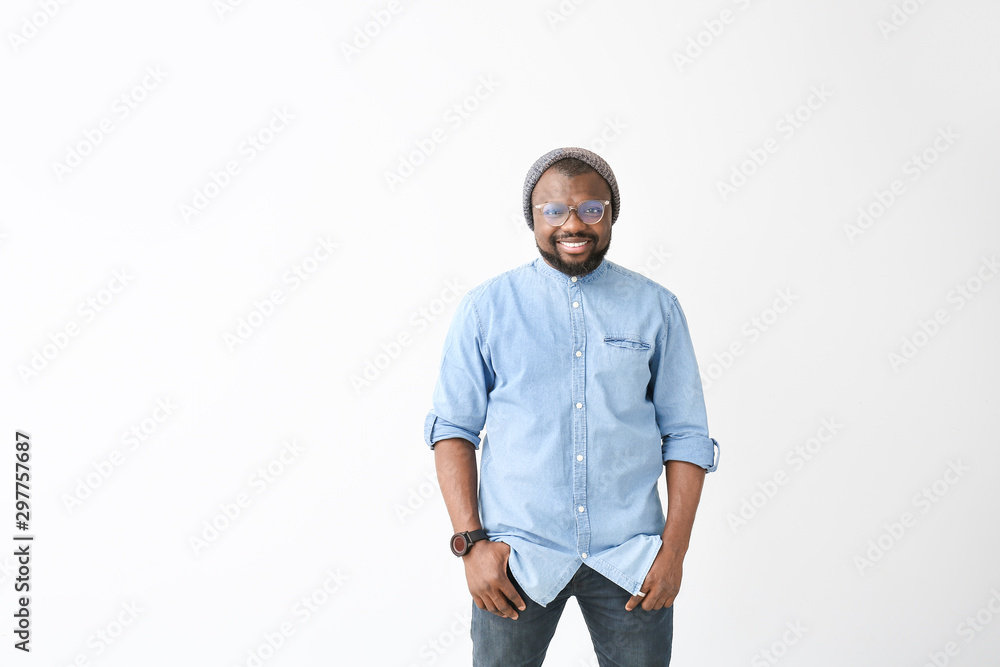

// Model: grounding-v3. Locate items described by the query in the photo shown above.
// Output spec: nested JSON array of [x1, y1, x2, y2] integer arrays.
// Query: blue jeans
[[471, 563, 672, 666]]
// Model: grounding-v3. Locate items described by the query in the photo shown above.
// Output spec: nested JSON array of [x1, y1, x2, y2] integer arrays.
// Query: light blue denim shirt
[[424, 257, 719, 606]]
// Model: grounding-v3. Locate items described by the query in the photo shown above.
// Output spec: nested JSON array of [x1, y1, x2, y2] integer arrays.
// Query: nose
[[560, 208, 588, 234]]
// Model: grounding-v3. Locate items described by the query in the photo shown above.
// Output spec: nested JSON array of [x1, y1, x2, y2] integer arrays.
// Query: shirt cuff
[[662, 435, 719, 472], [424, 413, 482, 450]]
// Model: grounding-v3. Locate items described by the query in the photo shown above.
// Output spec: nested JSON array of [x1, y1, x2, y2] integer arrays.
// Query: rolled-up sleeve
[[424, 292, 494, 450], [650, 294, 720, 472]]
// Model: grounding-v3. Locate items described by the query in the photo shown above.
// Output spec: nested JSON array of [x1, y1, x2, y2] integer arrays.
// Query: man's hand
[[433, 440, 525, 618], [625, 543, 685, 612], [626, 460, 706, 611], [463, 540, 526, 620]]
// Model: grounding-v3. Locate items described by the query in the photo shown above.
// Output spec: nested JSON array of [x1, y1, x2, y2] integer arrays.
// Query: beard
[[536, 230, 612, 277]]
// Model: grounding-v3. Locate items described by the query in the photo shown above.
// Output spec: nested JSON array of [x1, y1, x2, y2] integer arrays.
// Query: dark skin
[[532, 169, 613, 276], [435, 166, 707, 619], [434, 438, 526, 619], [625, 460, 705, 612]]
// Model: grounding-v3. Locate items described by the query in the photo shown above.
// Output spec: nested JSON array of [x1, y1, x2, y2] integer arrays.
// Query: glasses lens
[[540, 202, 569, 226], [578, 200, 605, 224]]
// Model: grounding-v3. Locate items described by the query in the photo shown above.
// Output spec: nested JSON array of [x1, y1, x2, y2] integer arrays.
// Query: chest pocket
[[603, 334, 651, 351], [599, 333, 654, 401]]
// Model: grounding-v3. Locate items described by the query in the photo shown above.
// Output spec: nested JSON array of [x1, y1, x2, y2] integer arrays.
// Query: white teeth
[[560, 241, 588, 247]]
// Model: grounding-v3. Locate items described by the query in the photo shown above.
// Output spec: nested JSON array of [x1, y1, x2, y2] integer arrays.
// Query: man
[[423, 147, 719, 666]]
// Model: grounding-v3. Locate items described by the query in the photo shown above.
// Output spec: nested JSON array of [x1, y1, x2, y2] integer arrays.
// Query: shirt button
[[576, 454, 583, 461], [572, 301, 579, 308], [575, 351, 582, 357], [581, 552, 588, 559], [578, 506, 585, 513], [576, 402, 583, 409], [571, 276, 578, 282]]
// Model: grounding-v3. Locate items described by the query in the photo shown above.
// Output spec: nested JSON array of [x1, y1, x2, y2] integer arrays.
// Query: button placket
[[569, 277, 590, 560]]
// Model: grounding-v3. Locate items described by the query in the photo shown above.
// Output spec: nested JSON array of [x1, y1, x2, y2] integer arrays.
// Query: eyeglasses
[[532, 199, 610, 226]]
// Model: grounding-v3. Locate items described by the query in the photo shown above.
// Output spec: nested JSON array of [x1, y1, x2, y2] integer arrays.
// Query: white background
[[2, 1, 999, 665]]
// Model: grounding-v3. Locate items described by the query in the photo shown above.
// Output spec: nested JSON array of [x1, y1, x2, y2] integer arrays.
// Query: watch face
[[451, 534, 468, 555]]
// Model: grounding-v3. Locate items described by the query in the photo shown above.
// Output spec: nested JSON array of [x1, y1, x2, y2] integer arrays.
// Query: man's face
[[531, 168, 613, 277]]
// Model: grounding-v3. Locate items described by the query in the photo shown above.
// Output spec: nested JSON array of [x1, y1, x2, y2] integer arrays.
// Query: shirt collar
[[533, 256, 610, 284]]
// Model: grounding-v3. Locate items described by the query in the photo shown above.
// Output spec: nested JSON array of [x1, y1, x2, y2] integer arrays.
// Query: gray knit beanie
[[522, 147, 620, 230]]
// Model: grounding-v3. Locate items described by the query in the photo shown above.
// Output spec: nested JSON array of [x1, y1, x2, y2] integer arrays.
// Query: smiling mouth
[[556, 238, 592, 254]]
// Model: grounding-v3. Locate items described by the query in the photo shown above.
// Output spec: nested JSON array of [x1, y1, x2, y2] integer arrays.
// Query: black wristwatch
[[450, 529, 487, 556]]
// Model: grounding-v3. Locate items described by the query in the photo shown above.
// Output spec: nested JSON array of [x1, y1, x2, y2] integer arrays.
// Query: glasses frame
[[532, 199, 611, 227]]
